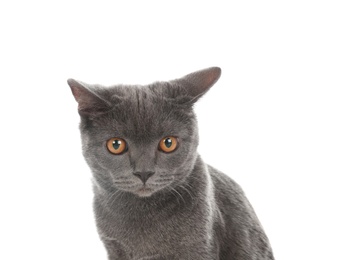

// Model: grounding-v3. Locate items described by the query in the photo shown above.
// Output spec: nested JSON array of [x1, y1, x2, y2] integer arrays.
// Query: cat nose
[[133, 171, 155, 184]]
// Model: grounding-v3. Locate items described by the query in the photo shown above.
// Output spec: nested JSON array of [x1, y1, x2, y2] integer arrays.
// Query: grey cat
[[68, 67, 274, 260]]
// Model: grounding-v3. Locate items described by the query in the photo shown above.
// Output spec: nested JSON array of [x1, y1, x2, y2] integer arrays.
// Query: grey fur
[[68, 67, 274, 259]]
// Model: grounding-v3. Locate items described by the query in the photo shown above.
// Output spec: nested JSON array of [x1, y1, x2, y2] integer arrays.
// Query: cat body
[[68, 67, 274, 260]]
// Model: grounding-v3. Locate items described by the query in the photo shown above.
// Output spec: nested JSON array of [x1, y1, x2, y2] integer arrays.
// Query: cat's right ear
[[67, 79, 111, 117]]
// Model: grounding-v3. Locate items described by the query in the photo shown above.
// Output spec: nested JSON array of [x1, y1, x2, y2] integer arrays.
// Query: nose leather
[[133, 171, 155, 184]]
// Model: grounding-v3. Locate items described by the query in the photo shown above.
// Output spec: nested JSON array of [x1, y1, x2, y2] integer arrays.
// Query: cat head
[[68, 67, 221, 197]]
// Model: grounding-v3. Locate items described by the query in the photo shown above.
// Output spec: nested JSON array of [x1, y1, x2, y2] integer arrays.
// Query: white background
[[1, 1, 337, 259]]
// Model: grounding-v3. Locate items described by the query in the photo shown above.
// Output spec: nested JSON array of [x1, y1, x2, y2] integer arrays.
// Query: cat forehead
[[93, 84, 194, 138], [106, 83, 174, 112]]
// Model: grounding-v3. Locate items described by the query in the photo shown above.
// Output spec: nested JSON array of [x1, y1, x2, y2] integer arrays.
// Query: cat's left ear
[[171, 67, 221, 103]]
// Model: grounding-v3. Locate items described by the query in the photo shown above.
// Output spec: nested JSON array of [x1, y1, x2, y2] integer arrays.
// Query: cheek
[[84, 142, 131, 174], [101, 151, 131, 173]]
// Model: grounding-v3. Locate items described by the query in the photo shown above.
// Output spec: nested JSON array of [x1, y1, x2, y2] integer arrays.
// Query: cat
[[68, 67, 274, 260]]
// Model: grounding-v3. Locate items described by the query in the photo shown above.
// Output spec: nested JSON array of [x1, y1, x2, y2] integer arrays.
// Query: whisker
[[169, 186, 185, 204], [114, 180, 135, 185], [158, 174, 178, 178], [167, 188, 180, 204], [179, 184, 194, 201], [107, 189, 121, 201], [110, 190, 124, 205], [154, 178, 173, 183], [114, 176, 130, 180], [148, 183, 166, 187]]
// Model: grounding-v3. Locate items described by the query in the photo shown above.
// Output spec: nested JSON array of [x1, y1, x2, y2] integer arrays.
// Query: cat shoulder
[[207, 165, 250, 210]]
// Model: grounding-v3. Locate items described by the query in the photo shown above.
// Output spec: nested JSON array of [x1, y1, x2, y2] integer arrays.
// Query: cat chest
[[97, 204, 211, 256]]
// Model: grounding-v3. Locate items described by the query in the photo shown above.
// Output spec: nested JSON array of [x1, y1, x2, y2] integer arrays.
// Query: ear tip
[[67, 78, 84, 102], [210, 66, 222, 77], [67, 78, 77, 87]]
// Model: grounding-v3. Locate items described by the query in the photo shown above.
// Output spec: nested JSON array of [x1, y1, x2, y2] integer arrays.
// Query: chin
[[134, 186, 156, 197], [134, 183, 170, 197]]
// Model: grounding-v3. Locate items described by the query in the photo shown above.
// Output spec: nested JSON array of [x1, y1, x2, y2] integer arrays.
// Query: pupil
[[164, 138, 172, 148], [113, 140, 121, 150]]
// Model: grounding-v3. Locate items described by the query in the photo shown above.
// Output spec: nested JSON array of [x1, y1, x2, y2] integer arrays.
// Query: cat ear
[[67, 79, 111, 116], [172, 67, 221, 103]]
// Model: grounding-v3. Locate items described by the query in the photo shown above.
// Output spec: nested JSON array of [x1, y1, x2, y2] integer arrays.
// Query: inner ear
[[172, 67, 221, 103], [67, 79, 111, 116]]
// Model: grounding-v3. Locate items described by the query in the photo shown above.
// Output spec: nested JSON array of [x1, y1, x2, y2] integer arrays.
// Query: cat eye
[[159, 137, 178, 153], [106, 138, 127, 155]]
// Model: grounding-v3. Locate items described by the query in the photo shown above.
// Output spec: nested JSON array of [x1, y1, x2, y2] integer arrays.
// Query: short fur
[[68, 67, 274, 260]]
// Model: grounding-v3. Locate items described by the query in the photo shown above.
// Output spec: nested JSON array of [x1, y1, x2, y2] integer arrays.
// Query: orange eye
[[106, 138, 127, 155], [159, 137, 178, 153]]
